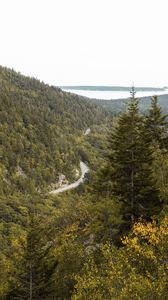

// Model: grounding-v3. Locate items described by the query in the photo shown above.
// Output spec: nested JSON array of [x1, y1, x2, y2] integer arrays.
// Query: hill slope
[[90, 94, 168, 115], [0, 66, 108, 194]]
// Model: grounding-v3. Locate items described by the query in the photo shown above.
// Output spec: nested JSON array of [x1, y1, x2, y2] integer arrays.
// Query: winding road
[[49, 161, 89, 194]]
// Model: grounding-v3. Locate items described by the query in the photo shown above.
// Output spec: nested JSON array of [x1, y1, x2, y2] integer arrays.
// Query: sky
[[1, 0, 168, 87]]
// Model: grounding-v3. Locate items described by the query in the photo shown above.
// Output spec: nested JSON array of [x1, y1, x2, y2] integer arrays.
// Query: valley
[[0, 66, 167, 300]]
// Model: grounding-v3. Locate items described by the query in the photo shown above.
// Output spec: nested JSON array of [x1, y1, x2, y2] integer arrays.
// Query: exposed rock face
[[16, 166, 27, 178], [75, 169, 80, 178], [58, 174, 67, 187], [84, 128, 91, 135], [50, 174, 68, 189]]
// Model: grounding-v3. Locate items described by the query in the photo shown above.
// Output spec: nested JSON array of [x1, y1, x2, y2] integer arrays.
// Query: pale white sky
[[1, 0, 168, 87]]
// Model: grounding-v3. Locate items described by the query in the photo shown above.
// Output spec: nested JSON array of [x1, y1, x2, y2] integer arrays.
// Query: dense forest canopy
[[0, 66, 109, 194], [90, 93, 168, 115], [0, 67, 167, 299]]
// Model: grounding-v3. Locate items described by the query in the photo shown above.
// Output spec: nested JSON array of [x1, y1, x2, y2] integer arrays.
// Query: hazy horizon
[[1, 0, 168, 87], [60, 85, 167, 89]]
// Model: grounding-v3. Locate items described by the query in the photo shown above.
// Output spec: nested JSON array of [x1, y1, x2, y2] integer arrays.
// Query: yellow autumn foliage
[[72, 216, 168, 300]]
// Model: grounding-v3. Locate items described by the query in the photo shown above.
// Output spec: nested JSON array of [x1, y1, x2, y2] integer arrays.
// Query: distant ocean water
[[62, 89, 168, 100]]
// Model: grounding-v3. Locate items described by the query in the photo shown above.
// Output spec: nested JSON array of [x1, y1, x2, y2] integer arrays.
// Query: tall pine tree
[[6, 215, 58, 300], [144, 96, 168, 202], [107, 89, 161, 227], [145, 95, 168, 149]]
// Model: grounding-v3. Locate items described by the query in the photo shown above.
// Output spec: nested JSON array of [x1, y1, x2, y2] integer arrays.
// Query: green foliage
[[99, 95, 162, 229], [0, 67, 168, 299], [0, 66, 107, 193], [144, 97, 168, 203], [90, 93, 168, 115], [5, 215, 59, 300], [144, 96, 168, 148], [72, 216, 168, 300]]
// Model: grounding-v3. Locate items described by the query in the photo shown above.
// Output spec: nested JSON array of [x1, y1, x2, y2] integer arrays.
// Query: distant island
[[60, 85, 165, 92]]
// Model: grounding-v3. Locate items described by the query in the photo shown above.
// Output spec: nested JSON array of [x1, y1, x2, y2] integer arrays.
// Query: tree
[[6, 215, 58, 300], [145, 95, 168, 149], [145, 96, 168, 202], [72, 216, 168, 300], [107, 89, 161, 227], [0, 252, 10, 299]]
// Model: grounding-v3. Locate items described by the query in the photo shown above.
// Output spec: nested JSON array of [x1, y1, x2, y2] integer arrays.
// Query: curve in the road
[[49, 161, 89, 194]]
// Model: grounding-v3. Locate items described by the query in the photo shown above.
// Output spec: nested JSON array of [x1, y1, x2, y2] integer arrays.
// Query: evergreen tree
[[107, 89, 161, 227], [144, 96, 168, 202], [6, 216, 58, 300], [145, 95, 168, 149]]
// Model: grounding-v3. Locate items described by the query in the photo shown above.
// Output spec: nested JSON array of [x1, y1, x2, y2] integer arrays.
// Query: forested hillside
[[0, 69, 168, 299], [91, 93, 168, 115], [0, 66, 108, 194]]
